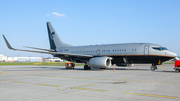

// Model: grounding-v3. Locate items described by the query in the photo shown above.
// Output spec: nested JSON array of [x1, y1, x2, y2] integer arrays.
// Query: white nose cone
[[167, 51, 177, 58]]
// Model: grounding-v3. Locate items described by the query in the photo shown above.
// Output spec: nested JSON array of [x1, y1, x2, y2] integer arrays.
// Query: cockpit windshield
[[152, 47, 168, 51]]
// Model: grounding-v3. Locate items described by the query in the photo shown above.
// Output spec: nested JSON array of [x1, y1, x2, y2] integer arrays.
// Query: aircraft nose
[[166, 51, 177, 58]]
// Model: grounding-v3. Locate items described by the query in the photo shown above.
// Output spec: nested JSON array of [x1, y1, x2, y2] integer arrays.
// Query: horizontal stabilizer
[[2, 35, 93, 58]]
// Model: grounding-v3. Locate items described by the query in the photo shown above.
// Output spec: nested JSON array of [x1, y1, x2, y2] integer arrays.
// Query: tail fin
[[47, 22, 72, 50]]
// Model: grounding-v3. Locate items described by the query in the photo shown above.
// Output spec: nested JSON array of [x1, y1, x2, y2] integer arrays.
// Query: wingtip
[[2, 35, 15, 50]]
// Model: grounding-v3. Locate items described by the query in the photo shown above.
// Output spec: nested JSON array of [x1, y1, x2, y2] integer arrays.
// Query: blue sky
[[0, 0, 180, 57]]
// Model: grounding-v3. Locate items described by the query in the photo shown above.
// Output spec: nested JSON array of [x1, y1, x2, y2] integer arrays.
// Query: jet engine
[[89, 57, 112, 68]]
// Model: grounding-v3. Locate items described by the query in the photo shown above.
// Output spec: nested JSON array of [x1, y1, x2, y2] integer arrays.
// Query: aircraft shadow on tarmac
[[45, 67, 151, 71], [25, 66, 152, 71], [154, 70, 177, 73], [5, 66, 177, 73]]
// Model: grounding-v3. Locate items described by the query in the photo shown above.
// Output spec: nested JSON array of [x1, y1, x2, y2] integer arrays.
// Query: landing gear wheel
[[150, 66, 155, 71], [84, 65, 91, 70], [175, 69, 179, 73], [88, 67, 91, 70], [155, 65, 158, 69], [150, 64, 157, 71], [150, 65, 157, 71]]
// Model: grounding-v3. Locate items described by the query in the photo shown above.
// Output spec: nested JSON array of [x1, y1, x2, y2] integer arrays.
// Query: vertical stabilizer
[[47, 22, 72, 50]]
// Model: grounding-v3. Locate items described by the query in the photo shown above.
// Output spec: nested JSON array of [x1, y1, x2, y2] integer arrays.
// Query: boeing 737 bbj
[[3, 22, 177, 70]]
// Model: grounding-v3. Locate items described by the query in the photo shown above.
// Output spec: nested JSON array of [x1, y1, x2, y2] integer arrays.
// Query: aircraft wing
[[3, 35, 93, 58], [23, 46, 55, 52]]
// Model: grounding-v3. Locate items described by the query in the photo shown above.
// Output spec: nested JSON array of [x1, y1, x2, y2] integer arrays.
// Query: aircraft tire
[[88, 67, 91, 70], [84, 65, 88, 70], [155, 65, 158, 69], [150, 66, 155, 71], [175, 69, 179, 73]]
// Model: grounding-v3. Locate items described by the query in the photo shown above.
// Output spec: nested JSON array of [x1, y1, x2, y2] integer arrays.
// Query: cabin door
[[144, 45, 149, 55], [97, 49, 100, 55]]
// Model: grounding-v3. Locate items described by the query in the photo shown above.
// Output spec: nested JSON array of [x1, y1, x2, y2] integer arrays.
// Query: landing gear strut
[[84, 65, 91, 70], [150, 64, 157, 71]]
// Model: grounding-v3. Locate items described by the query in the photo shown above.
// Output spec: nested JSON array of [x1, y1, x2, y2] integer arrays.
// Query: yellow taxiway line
[[10, 81, 28, 84], [0, 80, 5, 81], [67, 83, 107, 92], [36, 83, 61, 87], [124, 92, 178, 99], [3, 73, 180, 85], [76, 83, 97, 87], [71, 87, 107, 92]]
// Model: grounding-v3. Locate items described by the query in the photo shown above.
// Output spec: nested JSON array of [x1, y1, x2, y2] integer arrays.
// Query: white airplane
[[3, 22, 177, 70]]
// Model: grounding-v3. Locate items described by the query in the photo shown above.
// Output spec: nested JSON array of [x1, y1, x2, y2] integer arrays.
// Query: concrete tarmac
[[0, 64, 180, 101]]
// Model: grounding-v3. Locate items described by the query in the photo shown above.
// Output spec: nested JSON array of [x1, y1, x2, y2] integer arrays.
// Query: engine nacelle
[[89, 57, 112, 68]]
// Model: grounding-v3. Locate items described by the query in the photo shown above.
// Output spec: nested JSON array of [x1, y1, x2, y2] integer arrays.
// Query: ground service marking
[[68, 83, 107, 92], [10, 81, 28, 84], [76, 83, 97, 87], [0, 80, 5, 81], [121, 78, 129, 81], [4, 73, 180, 85], [71, 87, 107, 92], [124, 92, 178, 99], [36, 83, 61, 87]]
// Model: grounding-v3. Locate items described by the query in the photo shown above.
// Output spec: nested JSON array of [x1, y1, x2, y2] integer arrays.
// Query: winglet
[[2, 35, 15, 50]]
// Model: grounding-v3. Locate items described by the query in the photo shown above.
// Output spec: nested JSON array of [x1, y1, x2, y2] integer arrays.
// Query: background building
[[0, 54, 42, 62]]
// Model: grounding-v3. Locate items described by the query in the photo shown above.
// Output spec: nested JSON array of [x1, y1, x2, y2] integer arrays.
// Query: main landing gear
[[150, 64, 158, 71], [84, 64, 91, 70]]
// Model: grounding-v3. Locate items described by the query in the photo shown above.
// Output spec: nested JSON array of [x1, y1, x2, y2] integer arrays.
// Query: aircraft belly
[[112, 55, 173, 64]]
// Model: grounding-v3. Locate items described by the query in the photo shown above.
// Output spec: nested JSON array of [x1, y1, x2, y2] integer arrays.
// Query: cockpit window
[[152, 47, 168, 51]]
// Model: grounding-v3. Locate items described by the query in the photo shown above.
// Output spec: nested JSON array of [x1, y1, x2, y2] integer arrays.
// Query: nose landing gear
[[150, 64, 158, 71]]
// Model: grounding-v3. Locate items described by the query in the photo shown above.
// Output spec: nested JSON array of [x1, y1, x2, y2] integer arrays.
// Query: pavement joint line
[[36, 83, 61, 87], [4, 73, 180, 84], [10, 81, 28, 84], [124, 92, 178, 99], [130, 80, 180, 84]]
